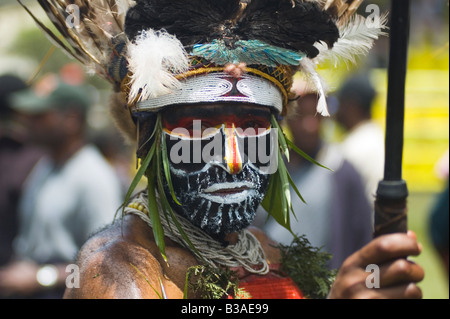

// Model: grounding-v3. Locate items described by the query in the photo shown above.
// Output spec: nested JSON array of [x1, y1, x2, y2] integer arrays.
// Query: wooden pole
[[374, 0, 411, 237]]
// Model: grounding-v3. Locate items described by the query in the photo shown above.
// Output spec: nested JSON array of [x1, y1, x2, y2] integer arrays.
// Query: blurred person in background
[[334, 74, 385, 208], [0, 74, 44, 268], [411, 0, 448, 46], [90, 127, 134, 196], [0, 76, 123, 298], [256, 88, 373, 269], [429, 150, 449, 277], [429, 180, 449, 277]]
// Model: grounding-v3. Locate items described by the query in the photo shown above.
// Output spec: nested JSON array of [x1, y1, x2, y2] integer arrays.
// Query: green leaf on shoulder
[[278, 235, 337, 299]]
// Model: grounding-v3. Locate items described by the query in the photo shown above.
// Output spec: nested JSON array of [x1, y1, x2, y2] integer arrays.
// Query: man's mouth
[[208, 187, 249, 196], [201, 182, 256, 203]]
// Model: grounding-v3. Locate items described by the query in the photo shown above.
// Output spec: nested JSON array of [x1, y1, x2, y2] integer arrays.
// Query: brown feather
[[323, 0, 363, 25], [17, 0, 82, 63], [23, 0, 132, 85]]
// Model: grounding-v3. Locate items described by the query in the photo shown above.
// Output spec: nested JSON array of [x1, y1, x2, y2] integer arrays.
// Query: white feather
[[299, 59, 330, 117], [314, 13, 388, 67], [127, 29, 189, 103]]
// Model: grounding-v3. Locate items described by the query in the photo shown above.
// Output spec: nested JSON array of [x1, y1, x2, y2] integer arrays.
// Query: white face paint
[[165, 157, 270, 242]]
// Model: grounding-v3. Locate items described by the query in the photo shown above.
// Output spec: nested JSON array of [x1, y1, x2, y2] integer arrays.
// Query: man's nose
[[223, 124, 243, 175]]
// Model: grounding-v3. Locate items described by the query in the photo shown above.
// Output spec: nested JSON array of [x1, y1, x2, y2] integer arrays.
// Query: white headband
[[134, 72, 283, 113]]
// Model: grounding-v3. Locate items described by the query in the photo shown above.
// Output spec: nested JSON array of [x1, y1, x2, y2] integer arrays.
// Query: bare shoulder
[[64, 214, 176, 299]]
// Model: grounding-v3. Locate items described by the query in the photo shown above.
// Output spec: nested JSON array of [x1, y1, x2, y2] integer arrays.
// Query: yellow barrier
[[371, 68, 449, 192], [315, 43, 449, 193]]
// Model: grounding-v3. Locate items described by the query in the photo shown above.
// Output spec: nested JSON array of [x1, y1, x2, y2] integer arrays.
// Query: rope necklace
[[124, 191, 269, 275]]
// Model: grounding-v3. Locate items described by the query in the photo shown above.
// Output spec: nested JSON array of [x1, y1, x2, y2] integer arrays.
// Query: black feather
[[124, 0, 339, 58], [125, 0, 241, 47], [237, 0, 339, 58]]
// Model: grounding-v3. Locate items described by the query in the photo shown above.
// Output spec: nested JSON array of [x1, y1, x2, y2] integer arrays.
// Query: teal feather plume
[[192, 40, 305, 67]]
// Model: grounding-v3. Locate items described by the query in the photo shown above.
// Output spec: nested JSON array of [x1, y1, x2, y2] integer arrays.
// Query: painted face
[[161, 104, 276, 242]]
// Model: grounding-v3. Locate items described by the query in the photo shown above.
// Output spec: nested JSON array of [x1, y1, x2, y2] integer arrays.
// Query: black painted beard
[[164, 163, 270, 243]]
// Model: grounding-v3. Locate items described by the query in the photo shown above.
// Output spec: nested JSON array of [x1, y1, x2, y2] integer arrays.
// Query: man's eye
[[187, 123, 215, 135], [236, 122, 270, 136], [235, 117, 270, 132], [244, 121, 263, 129]]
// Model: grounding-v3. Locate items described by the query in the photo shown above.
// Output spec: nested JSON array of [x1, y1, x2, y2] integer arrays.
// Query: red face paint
[[162, 104, 272, 137], [163, 114, 270, 137]]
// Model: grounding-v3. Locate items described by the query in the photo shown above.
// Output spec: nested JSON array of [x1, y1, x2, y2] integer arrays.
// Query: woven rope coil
[[124, 191, 269, 275]]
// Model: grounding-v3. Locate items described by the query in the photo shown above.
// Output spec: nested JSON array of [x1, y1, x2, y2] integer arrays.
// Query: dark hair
[[0, 75, 27, 116], [337, 74, 376, 114]]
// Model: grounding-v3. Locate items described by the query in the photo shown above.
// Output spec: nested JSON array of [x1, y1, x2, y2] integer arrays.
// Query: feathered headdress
[[18, 0, 386, 264], [19, 0, 386, 135]]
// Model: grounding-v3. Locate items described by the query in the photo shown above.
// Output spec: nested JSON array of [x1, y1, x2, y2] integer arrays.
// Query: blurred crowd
[[0, 67, 132, 298]]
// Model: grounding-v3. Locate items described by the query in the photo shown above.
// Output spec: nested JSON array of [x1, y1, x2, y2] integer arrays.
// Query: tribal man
[[19, 0, 424, 299]]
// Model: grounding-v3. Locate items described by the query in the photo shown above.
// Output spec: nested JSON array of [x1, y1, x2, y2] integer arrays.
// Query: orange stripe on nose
[[224, 124, 242, 175]]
